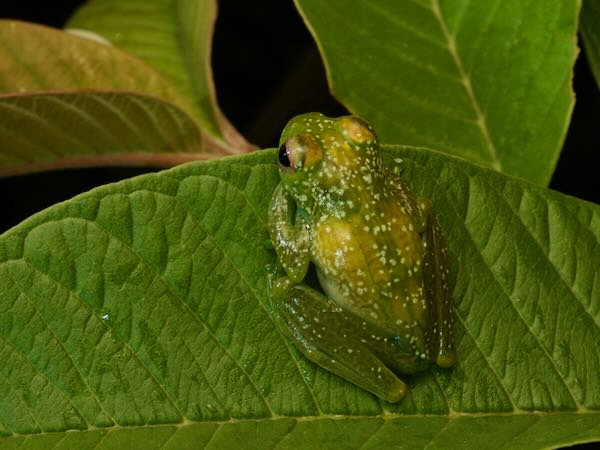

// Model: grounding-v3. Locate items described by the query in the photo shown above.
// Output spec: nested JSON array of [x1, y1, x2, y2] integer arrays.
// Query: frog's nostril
[[278, 143, 291, 167]]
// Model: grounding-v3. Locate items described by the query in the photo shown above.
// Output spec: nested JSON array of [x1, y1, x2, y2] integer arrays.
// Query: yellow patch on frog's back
[[312, 217, 369, 279], [311, 216, 394, 301], [312, 211, 431, 353]]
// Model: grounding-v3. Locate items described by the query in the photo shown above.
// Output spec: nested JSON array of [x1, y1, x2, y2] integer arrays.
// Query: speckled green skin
[[267, 113, 455, 403]]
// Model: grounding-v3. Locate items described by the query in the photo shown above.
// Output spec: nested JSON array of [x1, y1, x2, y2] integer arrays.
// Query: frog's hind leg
[[420, 199, 456, 368], [385, 170, 427, 232], [269, 282, 407, 403]]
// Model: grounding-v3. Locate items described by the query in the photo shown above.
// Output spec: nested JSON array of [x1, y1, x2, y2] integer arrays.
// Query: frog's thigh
[[387, 170, 427, 231], [420, 199, 456, 368], [271, 283, 407, 403]]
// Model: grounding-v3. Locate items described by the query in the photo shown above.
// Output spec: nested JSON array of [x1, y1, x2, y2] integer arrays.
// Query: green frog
[[267, 113, 455, 403]]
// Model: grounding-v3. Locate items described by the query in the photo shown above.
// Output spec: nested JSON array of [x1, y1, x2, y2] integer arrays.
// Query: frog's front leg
[[268, 280, 407, 403], [268, 184, 311, 283], [419, 198, 456, 368]]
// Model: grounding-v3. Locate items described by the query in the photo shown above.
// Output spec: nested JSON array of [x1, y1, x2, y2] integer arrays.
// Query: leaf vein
[[202, 423, 221, 450], [90, 93, 159, 150], [273, 419, 299, 450], [356, 419, 385, 450], [41, 94, 125, 152], [0, 101, 74, 160], [423, 417, 451, 449]]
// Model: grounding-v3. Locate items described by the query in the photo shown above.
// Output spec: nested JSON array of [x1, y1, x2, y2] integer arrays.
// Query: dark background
[[0, 2, 598, 448], [1, 1, 599, 234]]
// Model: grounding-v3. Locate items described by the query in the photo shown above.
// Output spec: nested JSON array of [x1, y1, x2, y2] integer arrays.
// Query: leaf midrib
[[429, 0, 502, 171], [1, 409, 598, 436]]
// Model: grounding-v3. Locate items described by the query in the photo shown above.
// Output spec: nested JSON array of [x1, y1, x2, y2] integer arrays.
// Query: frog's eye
[[278, 140, 304, 171], [278, 142, 292, 167], [278, 134, 322, 171]]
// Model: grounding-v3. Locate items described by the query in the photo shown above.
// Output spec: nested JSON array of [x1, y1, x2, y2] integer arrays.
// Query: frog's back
[[311, 197, 431, 354]]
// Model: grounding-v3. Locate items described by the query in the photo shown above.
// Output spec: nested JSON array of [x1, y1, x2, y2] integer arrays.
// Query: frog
[[267, 113, 456, 403]]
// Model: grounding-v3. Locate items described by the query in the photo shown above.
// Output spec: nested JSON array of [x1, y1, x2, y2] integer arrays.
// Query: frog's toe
[[436, 349, 456, 368], [384, 379, 406, 403], [265, 263, 278, 275], [268, 276, 293, 300]]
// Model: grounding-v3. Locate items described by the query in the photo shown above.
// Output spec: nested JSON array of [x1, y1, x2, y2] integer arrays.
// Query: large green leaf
[[581, 0, 600, 89], [0, 148, 599, 448], [294, 0, 580, 185], [67, 0, 248, 148]]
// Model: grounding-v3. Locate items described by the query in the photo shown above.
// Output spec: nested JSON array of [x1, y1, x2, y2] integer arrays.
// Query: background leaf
[[67, 0, 247, 147], [0, 21, 190, 115], [581, 0, 600, 90], [0, 148, 598, 448], [0, 92, 233, 177], [0, 20, 243, 177], [294, 0, 580, 185]]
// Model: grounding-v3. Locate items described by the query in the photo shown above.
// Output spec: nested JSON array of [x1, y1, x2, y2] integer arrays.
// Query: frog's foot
[[270, 283, 407, 403]]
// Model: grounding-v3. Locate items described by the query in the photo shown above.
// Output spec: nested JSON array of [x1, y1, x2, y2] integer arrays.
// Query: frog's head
[[277, 113, 382, 211]]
